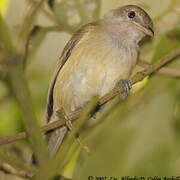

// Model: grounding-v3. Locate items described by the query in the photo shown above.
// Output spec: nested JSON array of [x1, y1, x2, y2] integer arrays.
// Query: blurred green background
[[0, 0, 180, 179]]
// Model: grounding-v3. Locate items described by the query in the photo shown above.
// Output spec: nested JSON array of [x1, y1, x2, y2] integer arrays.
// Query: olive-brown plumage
[[46, 5, 154, 156]]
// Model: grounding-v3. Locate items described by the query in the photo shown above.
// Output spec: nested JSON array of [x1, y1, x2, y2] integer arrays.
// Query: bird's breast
[[53, 32, 138, 114]]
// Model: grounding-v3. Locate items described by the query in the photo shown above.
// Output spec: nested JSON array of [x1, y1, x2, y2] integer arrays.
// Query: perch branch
[[138, 60, 180, 78], [0, 47, 180, 146], [156, 67, 180, 77]]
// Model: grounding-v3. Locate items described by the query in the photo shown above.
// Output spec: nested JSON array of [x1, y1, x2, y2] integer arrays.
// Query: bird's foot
[[115, 79, 131, 100]]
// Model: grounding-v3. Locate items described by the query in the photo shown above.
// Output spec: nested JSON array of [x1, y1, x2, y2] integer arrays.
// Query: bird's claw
[[115, 79, 131, 100]]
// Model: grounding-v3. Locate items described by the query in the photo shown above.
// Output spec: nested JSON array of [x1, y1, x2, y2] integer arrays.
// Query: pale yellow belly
[[53, 41, 137, 114]]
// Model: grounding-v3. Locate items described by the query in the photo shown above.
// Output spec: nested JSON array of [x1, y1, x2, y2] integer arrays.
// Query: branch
[[28, 0, 74, 34], [0, 162, 71, 179], [0, 11, 50, 166], [8, 66, 50, 166], [0, 151, 37, 179], [138, 60, 180, 78], [18, 0, 45, 44], [0, 163, 31, 179], [156, 67, 180, 77], [0, 47, 180, 146]]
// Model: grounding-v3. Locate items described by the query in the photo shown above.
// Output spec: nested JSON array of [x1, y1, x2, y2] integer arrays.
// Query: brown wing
[[46, 22, 98, 123]]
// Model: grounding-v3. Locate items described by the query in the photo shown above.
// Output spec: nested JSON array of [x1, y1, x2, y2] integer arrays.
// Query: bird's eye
[[128, 11, 136, 19]]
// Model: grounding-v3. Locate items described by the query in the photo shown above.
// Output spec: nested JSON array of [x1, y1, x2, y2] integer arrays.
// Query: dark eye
[[128, 11, 136, 19]]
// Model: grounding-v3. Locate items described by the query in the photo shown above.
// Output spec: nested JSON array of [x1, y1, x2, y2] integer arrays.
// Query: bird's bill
[[132, 21, 154, 37], [145, 26, 154, 37]]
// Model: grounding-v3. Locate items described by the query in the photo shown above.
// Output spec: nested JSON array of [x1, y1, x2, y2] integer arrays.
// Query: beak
[[132, 21, 154, 37], [146, 26, 154, 37]]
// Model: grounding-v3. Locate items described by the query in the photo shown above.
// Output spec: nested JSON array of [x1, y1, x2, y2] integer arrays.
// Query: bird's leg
[[115, 79, 132, 100]]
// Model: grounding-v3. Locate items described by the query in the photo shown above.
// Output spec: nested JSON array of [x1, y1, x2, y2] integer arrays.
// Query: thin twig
[[0, 47, 180, 146], [0, 151, 37, 179], [8, 66, 50, 166], [138, 60, 180, 78], [157, 67, 180, 77], [0, 132, 26, 145], [18, 0, 45, 43], [0, 163, 31, 179], [28, 0, 74, 34]]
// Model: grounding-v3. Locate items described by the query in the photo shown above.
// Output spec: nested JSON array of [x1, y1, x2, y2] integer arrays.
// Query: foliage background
[[0, 0, 180, 179]]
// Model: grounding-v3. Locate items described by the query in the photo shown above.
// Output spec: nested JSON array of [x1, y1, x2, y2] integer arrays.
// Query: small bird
[[46, 5, 154, 156]]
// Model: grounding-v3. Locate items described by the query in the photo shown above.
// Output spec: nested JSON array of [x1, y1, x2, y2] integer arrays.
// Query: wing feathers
[[46, 22, 99, 122]]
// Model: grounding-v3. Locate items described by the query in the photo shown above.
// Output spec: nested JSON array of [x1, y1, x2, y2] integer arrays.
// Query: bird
[[45, 5, 154, 156]]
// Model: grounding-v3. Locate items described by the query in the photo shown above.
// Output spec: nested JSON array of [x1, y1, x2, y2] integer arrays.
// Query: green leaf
[[152, 28, 180, 63]]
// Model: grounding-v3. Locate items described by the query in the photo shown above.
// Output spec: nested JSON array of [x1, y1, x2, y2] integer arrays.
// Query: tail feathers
[[47, 126, 68, 156]]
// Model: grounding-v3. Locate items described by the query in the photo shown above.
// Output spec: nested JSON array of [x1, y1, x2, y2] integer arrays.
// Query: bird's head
[[104, 5, 154, 39]]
